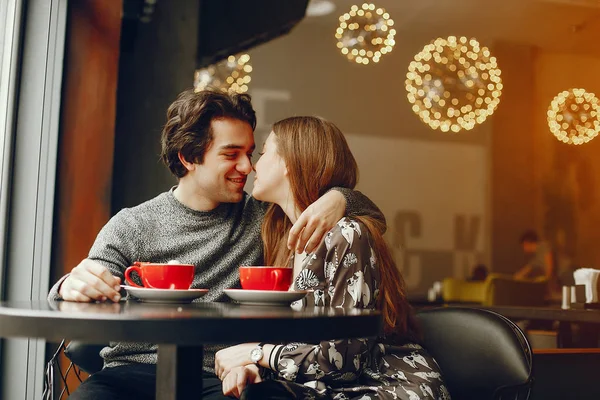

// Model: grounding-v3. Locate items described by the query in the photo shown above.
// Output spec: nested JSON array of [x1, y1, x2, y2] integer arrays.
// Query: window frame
[[0, 0, 68, 398]]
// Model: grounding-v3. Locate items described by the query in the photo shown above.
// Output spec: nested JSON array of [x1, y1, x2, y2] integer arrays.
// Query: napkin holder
[[568, 282, 600, 309]]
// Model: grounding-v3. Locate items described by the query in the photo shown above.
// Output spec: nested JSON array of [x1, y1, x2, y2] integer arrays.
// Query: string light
[[193, 54, 252, 94], [547, 88, 600, 145], [405, 36, 502, 132], [335, 3, 395, 65]]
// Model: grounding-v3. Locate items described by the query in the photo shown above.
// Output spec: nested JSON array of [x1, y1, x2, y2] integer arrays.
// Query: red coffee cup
[[124, 262, 195, 290], [239, 266, 293, 291]]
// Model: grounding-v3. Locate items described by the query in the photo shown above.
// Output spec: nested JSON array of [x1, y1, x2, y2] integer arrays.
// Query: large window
[[0, 0, 22, 299], [0, 0, 67, 398]]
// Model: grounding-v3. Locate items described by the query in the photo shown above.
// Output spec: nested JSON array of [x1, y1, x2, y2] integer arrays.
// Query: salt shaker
[[561, 286, 571, 310]]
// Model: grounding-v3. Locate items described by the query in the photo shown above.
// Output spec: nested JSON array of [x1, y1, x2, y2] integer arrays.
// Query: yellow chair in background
[[442, 273, 549, 306]]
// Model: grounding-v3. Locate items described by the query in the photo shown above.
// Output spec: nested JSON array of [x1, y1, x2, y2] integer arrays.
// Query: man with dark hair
[[48, 89, 385, 400], [514, 229, 554, 281], [161, 89, 258, 179]]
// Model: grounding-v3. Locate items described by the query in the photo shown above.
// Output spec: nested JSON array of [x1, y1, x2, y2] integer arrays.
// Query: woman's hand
[[222, 364, 262, 398], [215, 343, 258, 380]]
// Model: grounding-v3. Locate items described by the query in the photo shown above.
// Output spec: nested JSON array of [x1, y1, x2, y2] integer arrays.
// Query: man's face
[[182, 118, 255, 208], [522, 241, 537, 254]]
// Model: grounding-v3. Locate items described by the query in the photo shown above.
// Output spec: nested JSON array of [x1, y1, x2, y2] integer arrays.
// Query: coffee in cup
[[124, 261, 195, 289], [239, 266, 293, 291]]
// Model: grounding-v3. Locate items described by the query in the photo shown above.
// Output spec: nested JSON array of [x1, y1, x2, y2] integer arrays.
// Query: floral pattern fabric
[[269, 217, 450, 400]]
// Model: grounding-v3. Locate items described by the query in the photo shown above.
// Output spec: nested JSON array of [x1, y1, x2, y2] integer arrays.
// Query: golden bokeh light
[[547, 88, 600, 145], [335, 3, 395, 65], [193, 54, 252, 94], [405, 36, 502, 132]]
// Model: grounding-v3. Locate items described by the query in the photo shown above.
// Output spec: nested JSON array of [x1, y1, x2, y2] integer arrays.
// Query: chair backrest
[[484, 275, 548, 306], [415, 307, 533, 400], [64, 341, 106, 375]]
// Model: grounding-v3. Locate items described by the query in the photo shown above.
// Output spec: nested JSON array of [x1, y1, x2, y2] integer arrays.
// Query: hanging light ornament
[[547, 88, 600, 145], [193, 54, 252, 94], [405, 36, 503, 133], [335, 3, 395, 65]]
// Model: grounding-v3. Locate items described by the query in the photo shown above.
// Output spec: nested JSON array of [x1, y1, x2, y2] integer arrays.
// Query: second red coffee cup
[[239, 266, 293, 291], [124, 262, 194, 290]]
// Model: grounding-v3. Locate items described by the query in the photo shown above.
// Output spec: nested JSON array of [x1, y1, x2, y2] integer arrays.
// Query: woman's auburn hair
[[261, 116, 417, 338]]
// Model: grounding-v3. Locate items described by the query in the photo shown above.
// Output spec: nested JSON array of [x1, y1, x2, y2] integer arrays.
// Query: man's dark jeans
[[68, 364, 232, 400]]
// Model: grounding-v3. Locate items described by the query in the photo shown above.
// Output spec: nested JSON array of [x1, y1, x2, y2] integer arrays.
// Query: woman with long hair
[[215, 116, 450, 400]]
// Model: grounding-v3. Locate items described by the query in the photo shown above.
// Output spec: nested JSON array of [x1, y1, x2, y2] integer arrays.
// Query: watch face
[[250, 347, 263, 363]]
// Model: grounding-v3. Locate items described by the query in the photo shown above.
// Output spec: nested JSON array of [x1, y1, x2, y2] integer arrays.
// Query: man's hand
[[288, 190, 346, 254], [59, 259, 121, 302], [215, 343, 258, 380], [222, 364, 262, 398]]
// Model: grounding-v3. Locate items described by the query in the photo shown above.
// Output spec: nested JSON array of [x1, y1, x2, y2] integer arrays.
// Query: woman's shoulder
[[328, 216, 368, 235], [323, 217, 372, 249]]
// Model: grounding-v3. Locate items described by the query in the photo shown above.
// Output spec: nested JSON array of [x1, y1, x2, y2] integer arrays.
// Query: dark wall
[[53, 0, 123, 392], [490, 44, 536, 274], [531, 352, 600, 399], [112, 0, 199, 212]]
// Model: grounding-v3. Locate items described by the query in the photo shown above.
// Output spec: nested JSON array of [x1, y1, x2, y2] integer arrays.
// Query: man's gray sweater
[[48, 187, 383, 373]]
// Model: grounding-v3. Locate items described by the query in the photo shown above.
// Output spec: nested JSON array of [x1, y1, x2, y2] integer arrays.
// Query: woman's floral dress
[[265, 217, 451, 400]]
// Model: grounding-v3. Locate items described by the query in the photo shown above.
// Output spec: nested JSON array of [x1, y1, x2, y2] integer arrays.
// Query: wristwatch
[[250, 342, 266, 364]]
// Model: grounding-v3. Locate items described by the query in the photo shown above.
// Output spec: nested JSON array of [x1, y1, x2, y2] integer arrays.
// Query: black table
[[478, 305, 600, 324], [473, 305, 600, 348], [0, 300, 382, 400]]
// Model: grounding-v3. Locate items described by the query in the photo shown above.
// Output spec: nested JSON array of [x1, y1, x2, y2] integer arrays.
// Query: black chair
[[43, 341, 106, 399], [64, 341, 106, 374], [416, 307, 533, 400]]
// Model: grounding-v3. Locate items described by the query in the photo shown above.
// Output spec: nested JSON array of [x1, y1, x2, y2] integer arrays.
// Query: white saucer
[[121, 286, 208, 303], [223, 289, 308, 306]]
